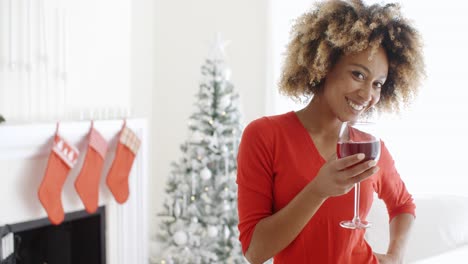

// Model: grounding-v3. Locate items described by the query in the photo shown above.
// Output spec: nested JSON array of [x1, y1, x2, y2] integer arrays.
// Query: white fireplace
[[0, 119, 148, 264]]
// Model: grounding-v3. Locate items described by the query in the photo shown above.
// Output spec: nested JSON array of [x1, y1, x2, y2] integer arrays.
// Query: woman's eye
[[352, 71, 365, 80], [374, 82, 383, 89]]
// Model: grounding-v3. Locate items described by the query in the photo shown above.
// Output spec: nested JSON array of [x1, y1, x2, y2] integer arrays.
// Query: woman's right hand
[[308, 153, 379, 199]]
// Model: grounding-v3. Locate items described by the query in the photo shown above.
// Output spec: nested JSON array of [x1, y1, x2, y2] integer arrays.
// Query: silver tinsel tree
[[156, 36, 245, 264]]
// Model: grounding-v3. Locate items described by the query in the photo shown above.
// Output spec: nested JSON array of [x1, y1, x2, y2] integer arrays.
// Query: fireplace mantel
[[0, 119, 148, 264]]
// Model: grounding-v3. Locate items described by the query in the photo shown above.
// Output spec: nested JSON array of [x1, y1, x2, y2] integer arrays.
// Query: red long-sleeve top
[[236, 111, 415, 263]]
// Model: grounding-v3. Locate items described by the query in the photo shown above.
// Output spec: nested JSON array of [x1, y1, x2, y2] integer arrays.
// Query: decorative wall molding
[[0, 0, 132, 123]]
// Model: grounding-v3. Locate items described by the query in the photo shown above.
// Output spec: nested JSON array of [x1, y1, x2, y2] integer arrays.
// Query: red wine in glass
[[337, 121, 381, 229], [337, 141, 380, 161]]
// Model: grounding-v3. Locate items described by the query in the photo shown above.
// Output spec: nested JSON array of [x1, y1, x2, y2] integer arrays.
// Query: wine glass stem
[[353, 182, 361, 223]]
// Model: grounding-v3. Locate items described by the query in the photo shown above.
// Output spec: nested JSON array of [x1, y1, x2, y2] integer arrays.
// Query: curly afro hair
[[279, 0, 425, 113]]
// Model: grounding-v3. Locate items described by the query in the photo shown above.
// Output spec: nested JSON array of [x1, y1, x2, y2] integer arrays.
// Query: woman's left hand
[[374, 252, 401, 264]]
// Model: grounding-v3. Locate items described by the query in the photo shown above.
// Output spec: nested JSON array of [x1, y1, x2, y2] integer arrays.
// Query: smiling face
[[320, 46, 389, 122]]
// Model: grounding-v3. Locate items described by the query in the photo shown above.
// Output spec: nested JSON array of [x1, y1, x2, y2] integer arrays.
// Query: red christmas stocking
[[106, 124, 141, 204], [38, 134, 79, 225], [74, 126, 108, 213]]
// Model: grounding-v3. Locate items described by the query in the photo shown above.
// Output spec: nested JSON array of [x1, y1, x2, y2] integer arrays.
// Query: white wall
[[268, 0, 315, 115], [378, 0, 468, 197], [66, 0, 131, 113], [150, 0, 269, 247], [129, 0, 155, 245]]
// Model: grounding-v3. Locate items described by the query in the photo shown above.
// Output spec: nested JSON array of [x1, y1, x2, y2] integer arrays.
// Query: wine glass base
[[340, 220, 371, 230]]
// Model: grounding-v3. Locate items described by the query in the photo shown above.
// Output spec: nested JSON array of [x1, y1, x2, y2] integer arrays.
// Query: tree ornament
[[219, 95, 231, 109], [174, 201, 181, 218], [207, 225, 218, 238], [173, 230, 188, 246], [223, 200, 231, 211], [224, 225, 231, 240], [221, 145, 228, 154], [208, 32, 230, 61], [163, 256, 174, 264], [191, 130, 204, 143], [201, 192, 211, 203], [200, 167, 212, 180]]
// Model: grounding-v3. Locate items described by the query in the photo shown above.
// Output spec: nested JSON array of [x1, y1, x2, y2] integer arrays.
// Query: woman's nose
[[357, 84, 373, 101]]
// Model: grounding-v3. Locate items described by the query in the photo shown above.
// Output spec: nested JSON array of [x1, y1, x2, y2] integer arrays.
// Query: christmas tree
[[156, 36, 245, 264]]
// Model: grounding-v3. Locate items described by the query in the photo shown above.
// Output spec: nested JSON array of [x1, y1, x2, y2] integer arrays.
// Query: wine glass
[[337, 121, 381, 229]]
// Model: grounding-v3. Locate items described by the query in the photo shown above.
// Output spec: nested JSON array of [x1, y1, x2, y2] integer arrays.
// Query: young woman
[[236, 0, 425, 263]]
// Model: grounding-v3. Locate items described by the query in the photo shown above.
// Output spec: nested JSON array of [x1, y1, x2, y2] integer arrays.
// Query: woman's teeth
[[347, 99, 367, 111]]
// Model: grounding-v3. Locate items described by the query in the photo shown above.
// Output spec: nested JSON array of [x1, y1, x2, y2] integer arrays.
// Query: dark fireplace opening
[[1, 207, 106, 264]]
